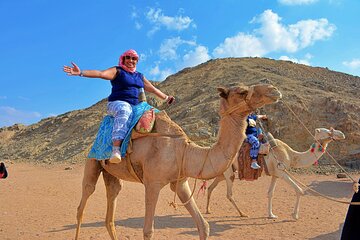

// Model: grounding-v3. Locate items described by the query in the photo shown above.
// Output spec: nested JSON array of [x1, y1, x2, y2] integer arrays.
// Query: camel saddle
[[237, 142, 270, 181]]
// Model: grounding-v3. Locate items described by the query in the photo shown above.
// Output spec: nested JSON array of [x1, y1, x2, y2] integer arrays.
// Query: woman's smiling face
[[123, 55, 138, 68]]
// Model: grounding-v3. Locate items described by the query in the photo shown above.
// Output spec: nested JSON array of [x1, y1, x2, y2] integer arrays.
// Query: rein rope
[[258, 99, 359, 205], [169, 145, 210, 209], [281, 100, 358, 184], [283, 168, 360, 205], [169, 96, 252, 209]]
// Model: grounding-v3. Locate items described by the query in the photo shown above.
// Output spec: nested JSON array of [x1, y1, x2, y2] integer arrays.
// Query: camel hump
[[154, 111, 188, 138]]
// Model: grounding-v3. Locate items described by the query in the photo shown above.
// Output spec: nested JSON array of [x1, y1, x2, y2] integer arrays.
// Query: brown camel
[[75, 84, 282, 240], [206, 127, 345, 220]]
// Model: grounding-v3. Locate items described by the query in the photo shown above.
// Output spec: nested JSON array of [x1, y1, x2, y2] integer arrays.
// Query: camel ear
[[217, 87, 229, 99], [315, 129, 321, 133]]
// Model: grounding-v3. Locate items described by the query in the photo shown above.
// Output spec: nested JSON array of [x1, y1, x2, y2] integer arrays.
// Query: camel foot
[[239, 213, 249, 218], [292, 213, 299, 220], [143, 232, 154, 240], [205, 210, 211, 214], [268, 214, 278, 219]]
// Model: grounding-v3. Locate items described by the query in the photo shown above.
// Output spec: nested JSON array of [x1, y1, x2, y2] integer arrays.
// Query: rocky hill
[[1, 57, 360, 167]]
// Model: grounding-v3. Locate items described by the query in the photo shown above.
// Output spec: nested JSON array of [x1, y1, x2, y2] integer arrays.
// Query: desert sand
[[1, 162, 359, 240]]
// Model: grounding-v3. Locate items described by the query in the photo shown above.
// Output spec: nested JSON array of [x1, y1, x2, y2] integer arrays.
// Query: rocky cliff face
[[1, 57, 359, 166]]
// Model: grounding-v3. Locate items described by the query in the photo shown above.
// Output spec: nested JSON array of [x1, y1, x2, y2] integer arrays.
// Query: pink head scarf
[[118, 49, 139, 73]]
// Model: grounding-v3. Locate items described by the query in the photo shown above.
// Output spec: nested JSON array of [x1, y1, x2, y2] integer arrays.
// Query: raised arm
[[143, 76, 175, 104], [258, 114, 268, 120], [63, 62, 117, 80]]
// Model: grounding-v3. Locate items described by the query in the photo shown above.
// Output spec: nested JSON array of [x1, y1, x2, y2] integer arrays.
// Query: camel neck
[[183, 113, 247, 179], [291, 140, 330, 168]]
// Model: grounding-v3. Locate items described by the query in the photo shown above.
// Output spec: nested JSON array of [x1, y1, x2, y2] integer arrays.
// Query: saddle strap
[[126, 140, 143, 183]]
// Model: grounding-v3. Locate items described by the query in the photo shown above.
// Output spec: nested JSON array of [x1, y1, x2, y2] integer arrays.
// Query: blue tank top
[[108, 67, 144, 105]]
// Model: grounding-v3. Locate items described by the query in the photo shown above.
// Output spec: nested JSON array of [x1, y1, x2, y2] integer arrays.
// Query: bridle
[[220, 86, 255, 117]]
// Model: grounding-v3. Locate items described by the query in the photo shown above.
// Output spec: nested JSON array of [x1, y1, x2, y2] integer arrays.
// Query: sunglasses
[[125, 55, 138, 61]]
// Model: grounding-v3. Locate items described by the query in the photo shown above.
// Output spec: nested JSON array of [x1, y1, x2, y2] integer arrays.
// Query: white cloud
[[181, 45, 211, 68], [147, 37, 210, 80], [279, 53, 312, 65], [159, 68, 174, 80], [148, 63, 174, 81], [146, 8, 195, 36], [147, 26, 161, 37], [131, 11, 138, 19], [343, 59, 360, 69], [278, 0, 318, 5], [159, 37, 196, 60], [289, 18, 336, 49], [0, 106, 41, 127], [213, 33, 266, 57], [135, 21, 142, 30], [213, 10, 335, 58], [131, 6, 142, 30], [139, 53, 147, 62], [149, 64, 160, 76]]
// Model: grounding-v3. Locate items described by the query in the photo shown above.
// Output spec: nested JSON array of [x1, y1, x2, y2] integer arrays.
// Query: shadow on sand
[[48, 214, 292, 237], [309, 223, 343, 240], [307, 180, 354, 199]]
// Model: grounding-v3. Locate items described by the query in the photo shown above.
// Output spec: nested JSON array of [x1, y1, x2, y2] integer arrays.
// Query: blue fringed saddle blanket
[[88, 102, 159, 160]]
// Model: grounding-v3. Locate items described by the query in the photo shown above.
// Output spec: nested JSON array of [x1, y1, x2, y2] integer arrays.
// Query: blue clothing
[[245, 114, 261, 160], [107, 101, 133, 141], [247, 134, 260, 160], [108, 67, 144, 105], [245, 114, 258, 136], [88, 102, 159, 159]]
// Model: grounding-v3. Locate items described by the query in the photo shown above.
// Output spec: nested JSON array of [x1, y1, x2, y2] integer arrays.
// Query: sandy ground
[[0, 162, 359, 240]]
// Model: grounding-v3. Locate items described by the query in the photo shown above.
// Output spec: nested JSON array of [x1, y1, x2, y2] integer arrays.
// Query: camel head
[[314, 127, 345, 143], [217, 84, 282, 115]]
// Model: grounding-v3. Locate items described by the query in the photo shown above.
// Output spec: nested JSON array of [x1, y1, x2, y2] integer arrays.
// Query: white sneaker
[[251, 161, 261, 169], [109, 150, 122, 164]]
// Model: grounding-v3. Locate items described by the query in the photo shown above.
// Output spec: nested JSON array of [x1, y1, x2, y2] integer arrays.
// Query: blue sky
[[1, 0, 359, 128]]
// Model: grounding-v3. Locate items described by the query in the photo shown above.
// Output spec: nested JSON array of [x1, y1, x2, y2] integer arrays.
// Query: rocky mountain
[[1, 57, 359, 166]]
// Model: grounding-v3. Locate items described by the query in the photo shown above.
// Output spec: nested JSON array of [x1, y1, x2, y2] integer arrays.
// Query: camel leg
[[75, 158, 102, 240], [223, 170, 248, 217], [171, 179, 210, 240], [102, 170, 123, 240], [206, 175, 224, 214], [267, 176, 278, 219], [281, 173, 304, 220], [143, 182, 164, 240]]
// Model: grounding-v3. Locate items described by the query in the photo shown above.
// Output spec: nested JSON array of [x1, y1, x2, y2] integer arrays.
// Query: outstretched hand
[[63, 62, 81, 76], [167, 96, 175, 105]]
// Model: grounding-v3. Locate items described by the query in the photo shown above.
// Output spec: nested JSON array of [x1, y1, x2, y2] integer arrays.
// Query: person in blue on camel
[[245, 112, 267, 169], [63, 49, 175, 164]]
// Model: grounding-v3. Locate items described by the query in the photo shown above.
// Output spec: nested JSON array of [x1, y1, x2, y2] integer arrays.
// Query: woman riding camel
[[63, 49, 175, 164]]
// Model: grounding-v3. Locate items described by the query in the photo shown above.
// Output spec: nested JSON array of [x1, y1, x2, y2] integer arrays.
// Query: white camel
[[206, 127, 345, 220], [75, 84, 282, 240]]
